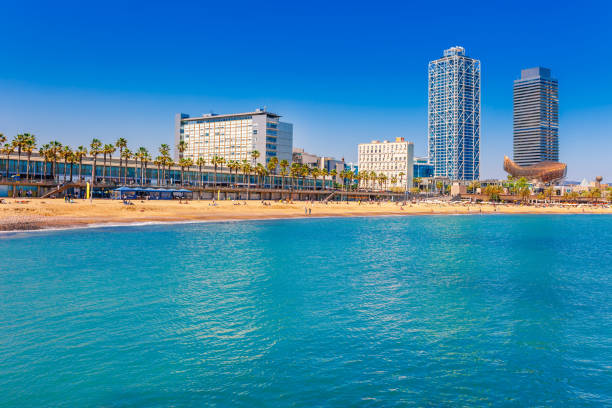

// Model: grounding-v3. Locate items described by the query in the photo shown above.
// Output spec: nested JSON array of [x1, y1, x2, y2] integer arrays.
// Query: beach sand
[[0, 198, 610, 231]]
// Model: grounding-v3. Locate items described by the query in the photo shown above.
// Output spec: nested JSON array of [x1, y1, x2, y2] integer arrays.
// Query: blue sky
[[1, 0, 611, 180]]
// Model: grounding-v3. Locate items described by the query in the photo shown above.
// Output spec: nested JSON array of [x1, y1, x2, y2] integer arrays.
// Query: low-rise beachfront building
[[358, 138, 414, 190], [175, 109, 293, 166], [414, 157, 434, 178], [292, 148, 320, 168]]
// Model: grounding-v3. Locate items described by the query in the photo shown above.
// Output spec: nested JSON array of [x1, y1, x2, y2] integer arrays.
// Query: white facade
[[358, 138, 414, 190], [175, 109, 293, 166]]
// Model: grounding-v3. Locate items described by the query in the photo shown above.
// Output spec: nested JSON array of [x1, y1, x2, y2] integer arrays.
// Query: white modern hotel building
[[358, 138, 414, 190], [174, 109, 293, 166]]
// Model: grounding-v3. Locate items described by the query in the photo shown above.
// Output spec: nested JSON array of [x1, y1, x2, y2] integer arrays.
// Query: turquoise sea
[[1, 215, 611, 407]]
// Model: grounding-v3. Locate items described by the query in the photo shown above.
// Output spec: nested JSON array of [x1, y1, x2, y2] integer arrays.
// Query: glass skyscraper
[[513, 67, 559, 166], [428, 46, 480, 180]]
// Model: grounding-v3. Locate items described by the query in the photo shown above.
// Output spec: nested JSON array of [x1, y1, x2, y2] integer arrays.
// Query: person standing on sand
[[309, 208, 311, 215]]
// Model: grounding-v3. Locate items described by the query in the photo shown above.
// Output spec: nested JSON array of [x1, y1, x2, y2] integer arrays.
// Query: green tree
[[176, 140, 187, 159], [279, 159, 289, 190], [102, 144, 116, 182], [23, 134, 36, 181], [267, 157, 278, 188], [49, 140, 62, 181], [89, 138, 102, 186], [196, 157, 206, 187], [250, 150, 260, 166], [1, 143, 14, 179], [121, 148, 132, 184], [115, 138, 128, 182], [484, 184, 503, 202], [12, 133, 31, 177], [61, 145, 73, 183], [211, 156, 225, 188]]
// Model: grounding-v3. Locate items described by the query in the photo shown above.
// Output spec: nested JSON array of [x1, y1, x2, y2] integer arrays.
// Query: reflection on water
[[0, 215, 611, 406]]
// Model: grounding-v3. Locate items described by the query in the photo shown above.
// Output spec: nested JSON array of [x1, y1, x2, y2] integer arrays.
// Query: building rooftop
[[443, 46, 465, 57], [182, 108, 281, 121], [519, 67, 552, 80]]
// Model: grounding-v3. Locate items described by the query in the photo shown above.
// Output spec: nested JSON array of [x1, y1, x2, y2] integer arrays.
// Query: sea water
[[1, 215, 611, 406]]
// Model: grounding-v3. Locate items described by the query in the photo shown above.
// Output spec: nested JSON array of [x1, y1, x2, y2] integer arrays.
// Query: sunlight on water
[[1, 215, 611, 406]]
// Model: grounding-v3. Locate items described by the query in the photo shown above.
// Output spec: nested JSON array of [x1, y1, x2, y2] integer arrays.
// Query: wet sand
[[0, 198, 610, 231]]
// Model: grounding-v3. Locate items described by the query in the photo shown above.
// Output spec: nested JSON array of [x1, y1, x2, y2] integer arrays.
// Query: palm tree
[[121, 148, 132, 184], [1, 143, 14, 179], [38, 144, 49, 181], [289, 163, 301, 191], [300, 165, 310, 190], [226, 160, 237, 186], [211, 156, 224, 188], [89, 138, 102, 185], [468, 180, 481, 194], [250, 150, 260, 166], [196, 157, 206, 187], [484, 184, 503, 202], [176, 140, 187, 160], [519, 186, 530, 203], [135, 147, 149, 185], [267, 157, 278, 189], [398, 171, 405, 187], [166, 158, 175, 185], [23, 134, 36, 180], [0, 133, 5, 145], [178, 158, 189, 186], [68, 151, 77, 182], [279, 159, 289, 190], [321, 168, 329, 190], [255, 163, 266, 188], [101, 144, 116, 182], [61, 145, 73, 183], [391, 175, 398, 187], [158, 144, 171, 185], [279, 164, 288, 192], [329, 169, 337, 189], [12, 133, 30, 177], [184, 158, 194, 185], [49, 140, 62, 182], [75, 146, 87, 181], [115, 138, 127, 182], [311, 168, 320, 191], [154, 156, 163, 186], [140, 148, 151, 185], [436, 180, 444, 194], [159, 143, 170, 158], [241, 160, 251, 184], [241, 161, 252, 198]]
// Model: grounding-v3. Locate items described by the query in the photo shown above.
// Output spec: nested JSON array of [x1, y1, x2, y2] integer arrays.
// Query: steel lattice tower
[[428, 46, 481, 181]]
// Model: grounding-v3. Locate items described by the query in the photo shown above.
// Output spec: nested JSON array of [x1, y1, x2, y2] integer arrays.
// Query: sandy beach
[[0, 198, 610, 231]]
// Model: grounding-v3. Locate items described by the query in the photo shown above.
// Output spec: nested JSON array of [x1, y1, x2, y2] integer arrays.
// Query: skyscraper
[[428, 46, 481, 180], [513, 67, 559, 166]]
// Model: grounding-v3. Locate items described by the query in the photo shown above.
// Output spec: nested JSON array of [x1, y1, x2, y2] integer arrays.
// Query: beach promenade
[[1, 198, 611, 231]]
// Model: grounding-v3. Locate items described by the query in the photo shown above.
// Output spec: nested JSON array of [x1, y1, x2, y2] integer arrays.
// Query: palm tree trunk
[[26, 154, 31, 180], [16, 149, 21, 177], [102, 154, 107, 182], [78, 159, 83, 181], [92, 156, 97, 186], [69, 162, 74, 181]]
